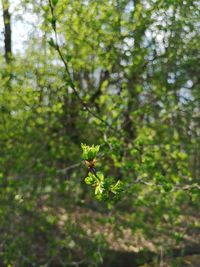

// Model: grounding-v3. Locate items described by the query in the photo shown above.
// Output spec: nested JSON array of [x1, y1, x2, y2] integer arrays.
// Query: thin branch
[[48, 0, 117, 132], [56, 162, 81, 173], [131, 178, 200, 192]]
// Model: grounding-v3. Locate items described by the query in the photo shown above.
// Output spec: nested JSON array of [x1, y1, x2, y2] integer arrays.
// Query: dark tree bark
[[2, 0, 12, 63]]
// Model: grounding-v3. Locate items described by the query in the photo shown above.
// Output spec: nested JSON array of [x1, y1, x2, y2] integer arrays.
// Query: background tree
[[2, 0, 12, 62]]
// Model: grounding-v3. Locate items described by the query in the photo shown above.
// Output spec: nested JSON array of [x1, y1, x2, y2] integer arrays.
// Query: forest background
[[0, 0, 200, 266]]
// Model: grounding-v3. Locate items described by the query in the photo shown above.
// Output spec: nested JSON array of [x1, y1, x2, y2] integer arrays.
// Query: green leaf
[[163, 183, 173, 192], [110, 180, 123, 194], [48, 38, 56, 48], [81, 144, 100, 161], [95, 183, 104, 195], [84, 173, 97, 185], [51, 16, 57, 28], [96, 171, 104, 181], [52, 0, 59, 6]]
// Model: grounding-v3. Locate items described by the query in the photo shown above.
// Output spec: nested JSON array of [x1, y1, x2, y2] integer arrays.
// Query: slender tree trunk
[[2, 0, 12, 63], [1, 0, 12, 188]]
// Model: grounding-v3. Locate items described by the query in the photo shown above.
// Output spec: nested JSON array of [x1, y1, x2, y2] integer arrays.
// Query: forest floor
[[56, 206, 200, 267]]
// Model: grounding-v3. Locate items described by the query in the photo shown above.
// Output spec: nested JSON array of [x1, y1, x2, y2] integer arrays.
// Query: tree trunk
[[2, 0, 12, 63]]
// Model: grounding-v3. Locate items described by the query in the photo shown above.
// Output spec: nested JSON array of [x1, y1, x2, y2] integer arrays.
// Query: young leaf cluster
[[81, 143, 100, 161], [82, 144, 123, 201]]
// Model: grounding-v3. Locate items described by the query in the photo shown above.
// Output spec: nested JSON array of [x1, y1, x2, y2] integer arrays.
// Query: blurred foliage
[[0, 0, 199, 266]]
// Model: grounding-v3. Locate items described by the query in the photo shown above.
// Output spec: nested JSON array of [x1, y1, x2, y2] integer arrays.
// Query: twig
[[48, 0, 117, 132], [56, 162, 81, 173], [131, 178, 200, 192]]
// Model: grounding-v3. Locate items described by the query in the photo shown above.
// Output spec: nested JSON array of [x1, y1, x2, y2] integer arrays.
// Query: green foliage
[[85, 172, 123, 201], [0, 0, 199, 266], [51, 0, 59, 6], [48, 37, 56, 48], [83, 145, 123, 201], [81, 143, 100, 161]]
